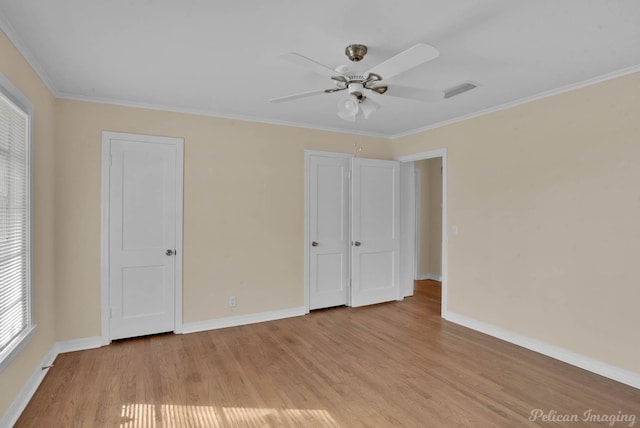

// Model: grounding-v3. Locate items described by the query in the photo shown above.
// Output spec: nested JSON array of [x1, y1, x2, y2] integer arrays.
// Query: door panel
[[359, 164, 396, 240], [316, 253, 345, 293], [109, 138, 177, 340], [121, 266, 166, 318], [359, 251, 394, 291], [351, 158, 400, 307], [121, 149, 165, 249], [308, 154, 350, 310]]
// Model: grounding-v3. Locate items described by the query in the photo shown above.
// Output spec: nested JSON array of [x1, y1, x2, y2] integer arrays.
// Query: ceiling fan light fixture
[[337, 95, 380, 121], [337, 97, 359, 121], [359, 97, 380, 120]]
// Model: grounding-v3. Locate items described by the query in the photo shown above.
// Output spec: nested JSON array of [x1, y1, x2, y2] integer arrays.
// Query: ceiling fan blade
[[270, 89, 328, 103], [381, 84, 444, 102], [280, 53, 344, 79], [367, 44, 439, 81]]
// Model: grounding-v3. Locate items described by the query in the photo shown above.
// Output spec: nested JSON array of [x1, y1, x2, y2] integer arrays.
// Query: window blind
[[0, 91, 30, 358]]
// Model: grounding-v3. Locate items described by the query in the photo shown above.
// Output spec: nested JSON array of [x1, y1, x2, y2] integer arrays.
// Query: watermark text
[[529, 409, 636, 427]]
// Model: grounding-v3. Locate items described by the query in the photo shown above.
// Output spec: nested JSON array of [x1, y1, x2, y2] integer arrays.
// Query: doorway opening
[[414, 158, 443, 283], [397, 149, 448, 318]]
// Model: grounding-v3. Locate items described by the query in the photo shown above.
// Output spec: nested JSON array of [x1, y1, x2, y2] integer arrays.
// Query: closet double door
[[307, 151, 400, 310]]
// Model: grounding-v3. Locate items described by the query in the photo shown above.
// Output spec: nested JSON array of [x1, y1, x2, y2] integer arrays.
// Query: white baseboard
[[0, 336, 105, 427], [0, 346, 57, 428], [417, 273, 442, 281], [54, 336, 104, 354], [445, 311, 640, 390], [182, 306, 306, 334]]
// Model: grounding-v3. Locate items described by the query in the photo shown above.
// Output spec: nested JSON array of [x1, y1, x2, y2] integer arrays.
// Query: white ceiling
[[1, 0, 639, 138]]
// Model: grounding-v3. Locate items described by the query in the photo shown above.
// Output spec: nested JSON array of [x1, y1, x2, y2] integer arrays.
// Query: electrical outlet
[[229, 295, 237, 307]]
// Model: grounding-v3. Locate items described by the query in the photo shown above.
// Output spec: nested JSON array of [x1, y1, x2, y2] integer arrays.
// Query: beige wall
[[0, 31, 57, 416], [393, 72, 640, 373], [54, 100, 392, 340], [415, 158, 442, 277]]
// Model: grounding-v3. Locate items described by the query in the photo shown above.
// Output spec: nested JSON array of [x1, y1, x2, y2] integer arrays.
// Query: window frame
[[0, 72, 35, 372]]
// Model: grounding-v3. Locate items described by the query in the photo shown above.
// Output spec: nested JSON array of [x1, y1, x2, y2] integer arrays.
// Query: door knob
[[311, 241, 318, 247], [354, 241, 361, 247], [165, 249, 175, 256]]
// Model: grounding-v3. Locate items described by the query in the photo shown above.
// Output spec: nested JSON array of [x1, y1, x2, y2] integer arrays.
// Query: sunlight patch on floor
[[120, 403, 339, 427]]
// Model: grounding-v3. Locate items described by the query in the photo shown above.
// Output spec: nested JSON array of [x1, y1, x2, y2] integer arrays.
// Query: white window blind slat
[[0, 88, 31, 360]]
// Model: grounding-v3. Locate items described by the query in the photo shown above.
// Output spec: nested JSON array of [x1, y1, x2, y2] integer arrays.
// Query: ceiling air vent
[[444, 82, 478, 99]]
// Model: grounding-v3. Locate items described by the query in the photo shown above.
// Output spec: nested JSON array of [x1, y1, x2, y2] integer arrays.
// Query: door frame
[[396, 148, 448, 319], [304, 150, 354, 313], [100, 131, 184, 345], [414, 167, 422, 280]]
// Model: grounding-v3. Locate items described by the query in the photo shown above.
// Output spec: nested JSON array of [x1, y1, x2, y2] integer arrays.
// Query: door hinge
[[109, 307, 113, 319]]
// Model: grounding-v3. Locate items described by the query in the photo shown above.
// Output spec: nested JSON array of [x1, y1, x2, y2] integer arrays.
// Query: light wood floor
[[16, 280, 640, 427]]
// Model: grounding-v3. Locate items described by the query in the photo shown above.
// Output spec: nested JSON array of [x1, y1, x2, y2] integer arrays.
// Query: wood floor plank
[[14, 281, 640, 427]]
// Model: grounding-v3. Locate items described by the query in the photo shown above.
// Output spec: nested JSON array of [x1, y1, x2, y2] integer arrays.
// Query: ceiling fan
[[270, 43, 477, 121]]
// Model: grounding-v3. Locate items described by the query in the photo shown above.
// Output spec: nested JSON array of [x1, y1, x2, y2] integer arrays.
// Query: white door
[[106, 133, 182, 340], [308, 153, 351, 310], [351, 158, 400, 307]]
